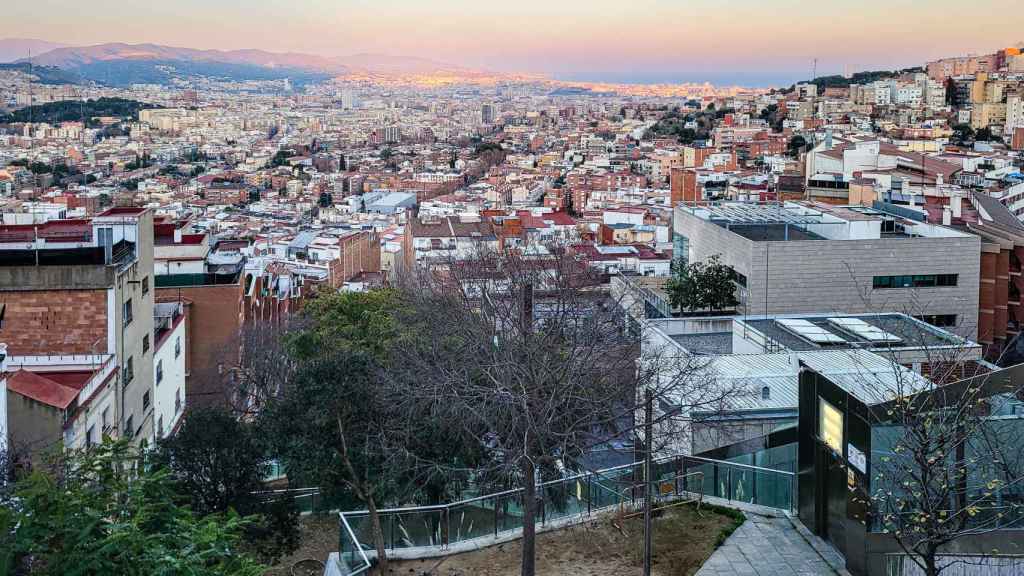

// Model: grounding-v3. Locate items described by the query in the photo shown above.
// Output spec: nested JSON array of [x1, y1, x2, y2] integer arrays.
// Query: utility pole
[[643, 388, 654, 576]]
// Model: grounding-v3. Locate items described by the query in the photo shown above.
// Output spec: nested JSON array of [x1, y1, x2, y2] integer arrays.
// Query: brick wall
[[157, 283, 242, 409], [330, 231, 381, 288], [0, 289, 109, 355]]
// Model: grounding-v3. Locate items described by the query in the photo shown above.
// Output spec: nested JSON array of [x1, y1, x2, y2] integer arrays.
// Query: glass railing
[[338, 512, 372, 576], [335, 453, 795, 574]]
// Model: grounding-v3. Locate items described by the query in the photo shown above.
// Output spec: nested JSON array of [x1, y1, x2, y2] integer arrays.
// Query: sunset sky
[[8, 0, 1024, 85]]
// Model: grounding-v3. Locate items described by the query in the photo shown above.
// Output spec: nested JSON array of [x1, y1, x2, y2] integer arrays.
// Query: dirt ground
[[265, 514, 340, 576], [385, 503, 742, 576]]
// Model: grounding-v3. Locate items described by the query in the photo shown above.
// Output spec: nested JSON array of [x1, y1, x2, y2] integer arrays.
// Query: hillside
[[782, 67, 925, 92], [0, 97, 160, 125], [10, 42, 498, 86], [0, 62, 81, 84]]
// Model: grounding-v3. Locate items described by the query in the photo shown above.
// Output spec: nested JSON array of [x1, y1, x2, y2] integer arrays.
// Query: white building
[[152, 302, 186, 440], [1006, 95, 1024, 137]]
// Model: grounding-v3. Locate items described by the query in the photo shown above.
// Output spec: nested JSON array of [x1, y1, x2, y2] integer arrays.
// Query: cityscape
[[1, 3, 1024, 576]]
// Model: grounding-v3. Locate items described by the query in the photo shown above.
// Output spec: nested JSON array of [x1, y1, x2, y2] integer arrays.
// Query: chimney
[[942, 206, 952, 226], [173, 227, 182, 243], [951, 195, 962, 218]]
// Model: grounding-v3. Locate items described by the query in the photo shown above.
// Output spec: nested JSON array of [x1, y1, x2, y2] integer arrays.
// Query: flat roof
[[742, 313, 963, 351], [726, 224, 825, 241], [682, 202, 834, 226]]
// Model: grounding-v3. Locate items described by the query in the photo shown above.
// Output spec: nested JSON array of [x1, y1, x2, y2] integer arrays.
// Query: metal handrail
[[341, 453, 792, 518], [621, 471, 705, 519]]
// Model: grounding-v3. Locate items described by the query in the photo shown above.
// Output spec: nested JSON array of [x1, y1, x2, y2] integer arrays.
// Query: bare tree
[[850, 334, 1024, 576], [391, 243, 740, 576], [225, 319, 301, 418]]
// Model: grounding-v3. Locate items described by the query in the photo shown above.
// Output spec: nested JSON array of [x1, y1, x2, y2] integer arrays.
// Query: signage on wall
[[848, 443, 866, 474]]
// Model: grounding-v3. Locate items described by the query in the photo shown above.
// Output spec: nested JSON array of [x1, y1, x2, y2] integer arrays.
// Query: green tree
[[952, 124, 975, 146], [152, 409, 299, 563], [153, 408, 267, 515], [287, 290, 403, 361], [258, 350, 397, 572], [0, 440, 263, 576], [787, 135, 808, 158], [666, 255, 739, 313]]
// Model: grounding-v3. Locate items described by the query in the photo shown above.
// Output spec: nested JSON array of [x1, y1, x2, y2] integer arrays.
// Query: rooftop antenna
[[811, 58, 817, 83]]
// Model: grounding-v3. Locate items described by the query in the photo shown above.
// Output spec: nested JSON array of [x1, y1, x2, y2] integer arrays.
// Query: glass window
[[123, 298, 133, 326], [156, 360, 163, 384], [874, 274, 957, 289], [142, 334, 149, 353], [819, 398, 843, 454], [124, 356, 134, 382], [174, 337, 181, 358], [143, 391, 150, 410], [142, 276, 149, 294]]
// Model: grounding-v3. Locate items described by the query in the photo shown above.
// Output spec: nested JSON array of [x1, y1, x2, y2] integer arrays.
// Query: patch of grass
[[388, 499, 749, 576], [697, 502, 745, 548]]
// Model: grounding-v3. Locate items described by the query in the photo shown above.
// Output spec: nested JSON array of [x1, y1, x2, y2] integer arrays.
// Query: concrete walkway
[[696, 514, 848, 576]]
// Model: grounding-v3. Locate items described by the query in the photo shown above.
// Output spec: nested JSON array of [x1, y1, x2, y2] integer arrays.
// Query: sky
[[6, 0, 1023, 86]]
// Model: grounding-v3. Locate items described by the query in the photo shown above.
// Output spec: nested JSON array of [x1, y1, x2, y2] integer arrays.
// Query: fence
[[335, 453, 795, 573]]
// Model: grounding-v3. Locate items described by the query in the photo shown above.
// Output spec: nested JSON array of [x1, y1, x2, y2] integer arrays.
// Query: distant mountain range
[[0, 38, 69, 62], [0, 40, 489, 87]]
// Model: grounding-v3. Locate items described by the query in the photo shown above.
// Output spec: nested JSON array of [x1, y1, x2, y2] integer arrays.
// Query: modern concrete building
[[0, 207, 158, 449], [673, 202, 981, 338], [643, 312, 985, 457]]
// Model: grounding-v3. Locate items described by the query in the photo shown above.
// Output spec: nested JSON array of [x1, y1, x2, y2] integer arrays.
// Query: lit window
[[819, 398, 843, 454]]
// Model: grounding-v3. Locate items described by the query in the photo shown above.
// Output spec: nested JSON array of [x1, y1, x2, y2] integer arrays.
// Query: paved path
[[696, 514, 848, 576]]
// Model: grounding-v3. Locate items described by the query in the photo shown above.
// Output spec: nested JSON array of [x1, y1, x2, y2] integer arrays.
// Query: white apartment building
[[1006, 95, 1024, 136], [152, 302, 186, 440]]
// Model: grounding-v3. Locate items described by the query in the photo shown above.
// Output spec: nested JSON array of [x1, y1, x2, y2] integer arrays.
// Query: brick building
[[0, 207, 158, 450]]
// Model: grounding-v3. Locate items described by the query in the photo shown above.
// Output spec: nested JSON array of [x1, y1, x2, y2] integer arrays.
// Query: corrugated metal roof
[[690, 349, 929, 415]]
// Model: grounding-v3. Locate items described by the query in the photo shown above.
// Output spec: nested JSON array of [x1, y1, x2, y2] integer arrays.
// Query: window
[[142, 334, 150, 353], [86, 425, 95, 447], [174, 337, 181, 358], [914, 314, 958, 328], [819, 398, 843, 454], [124, 356, 134, 383], [143, 391, 150, 411], [761, 386, 771, 400], [734, 271, 748, 288], [125, 415, 134, 438], [174, 389, 181, 414], [142, 276, 149, 294], [158, 415, 164, 438], [123, 298, 133, 326], [156, 360, 163, 384], [102, 407, 110, 431], [873, 274, 958, 289]]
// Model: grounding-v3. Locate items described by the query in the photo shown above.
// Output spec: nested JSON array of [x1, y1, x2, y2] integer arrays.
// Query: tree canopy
[[666, 255, 740, 313], [0, 440, 263, 576]]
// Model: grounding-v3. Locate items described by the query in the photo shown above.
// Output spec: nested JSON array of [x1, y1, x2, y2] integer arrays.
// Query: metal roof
[[687, 349, 930, 415], [683, 202, 836, 226]]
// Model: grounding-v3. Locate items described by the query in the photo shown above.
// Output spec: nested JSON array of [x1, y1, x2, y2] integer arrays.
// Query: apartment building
[[673, 202, 981, 338], [927, 54, 997, 82], [403, 214, 499, 268], [0, 207, 158, 449]]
